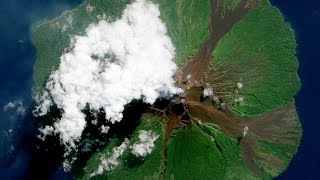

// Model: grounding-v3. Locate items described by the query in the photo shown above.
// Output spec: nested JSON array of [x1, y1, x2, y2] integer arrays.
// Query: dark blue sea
[[271, 0, 320, 179], [0, 0, 81, 179], [0, 0, 319, 179]]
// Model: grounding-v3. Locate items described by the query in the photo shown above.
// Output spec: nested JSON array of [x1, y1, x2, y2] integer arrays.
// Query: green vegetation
[[76, 114, 164, 179], [152, 0, 210, 64], [32, 0, 302, 179], [210, 0, 300, 116], [32, 0, 210, 90], [255, 110, 301, 175], [260, 117, 300, 162], [165, 124, 258, 179]]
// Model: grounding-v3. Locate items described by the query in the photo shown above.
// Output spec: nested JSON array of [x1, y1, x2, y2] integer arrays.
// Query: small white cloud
[[91, 119, 98, 125], [86, 4, 95, 13], [243, 126, 249, 137], [186, 74, 192, 80], [38, 125, 55, 141], [235, 96, 244, 103], [237, 82, 243, 89], [210, 136, 215, 142], [3, 102, 15, 111], [91, 138, 129, 176], [203, 87, 213, 97], [63, 161, 72, 172], [61, 25, 68, 33], [16, 106, 26, 115], [62, 156, 78, 172], [33, 91, 52, 117], [100, 125, 110, 134], [66, 14, 73, 25], [130, 130, 159, 157], [221, 102, 226, 108], [97, 14, 107, 21], [3, 100, 25, 116], [203, 87, 221, 104]]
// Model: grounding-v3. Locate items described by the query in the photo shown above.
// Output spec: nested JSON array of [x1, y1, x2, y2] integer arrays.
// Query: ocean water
[[0, 0, 81, 179], [0, 0, 319, 179], [270, 0, 320, 179]]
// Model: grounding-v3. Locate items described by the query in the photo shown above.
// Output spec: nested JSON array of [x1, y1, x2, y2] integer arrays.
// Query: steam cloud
[[35, 0, 182, 148]]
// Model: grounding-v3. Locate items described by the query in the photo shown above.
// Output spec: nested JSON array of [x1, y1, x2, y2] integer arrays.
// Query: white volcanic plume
[[35, 0, 182, 148]]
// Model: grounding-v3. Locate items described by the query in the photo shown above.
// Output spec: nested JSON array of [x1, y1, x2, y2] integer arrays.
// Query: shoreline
[[31, 0, 85, 33]]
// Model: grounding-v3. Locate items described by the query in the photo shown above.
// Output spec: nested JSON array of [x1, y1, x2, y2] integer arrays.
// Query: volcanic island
[[32, 0, 301, 179]]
